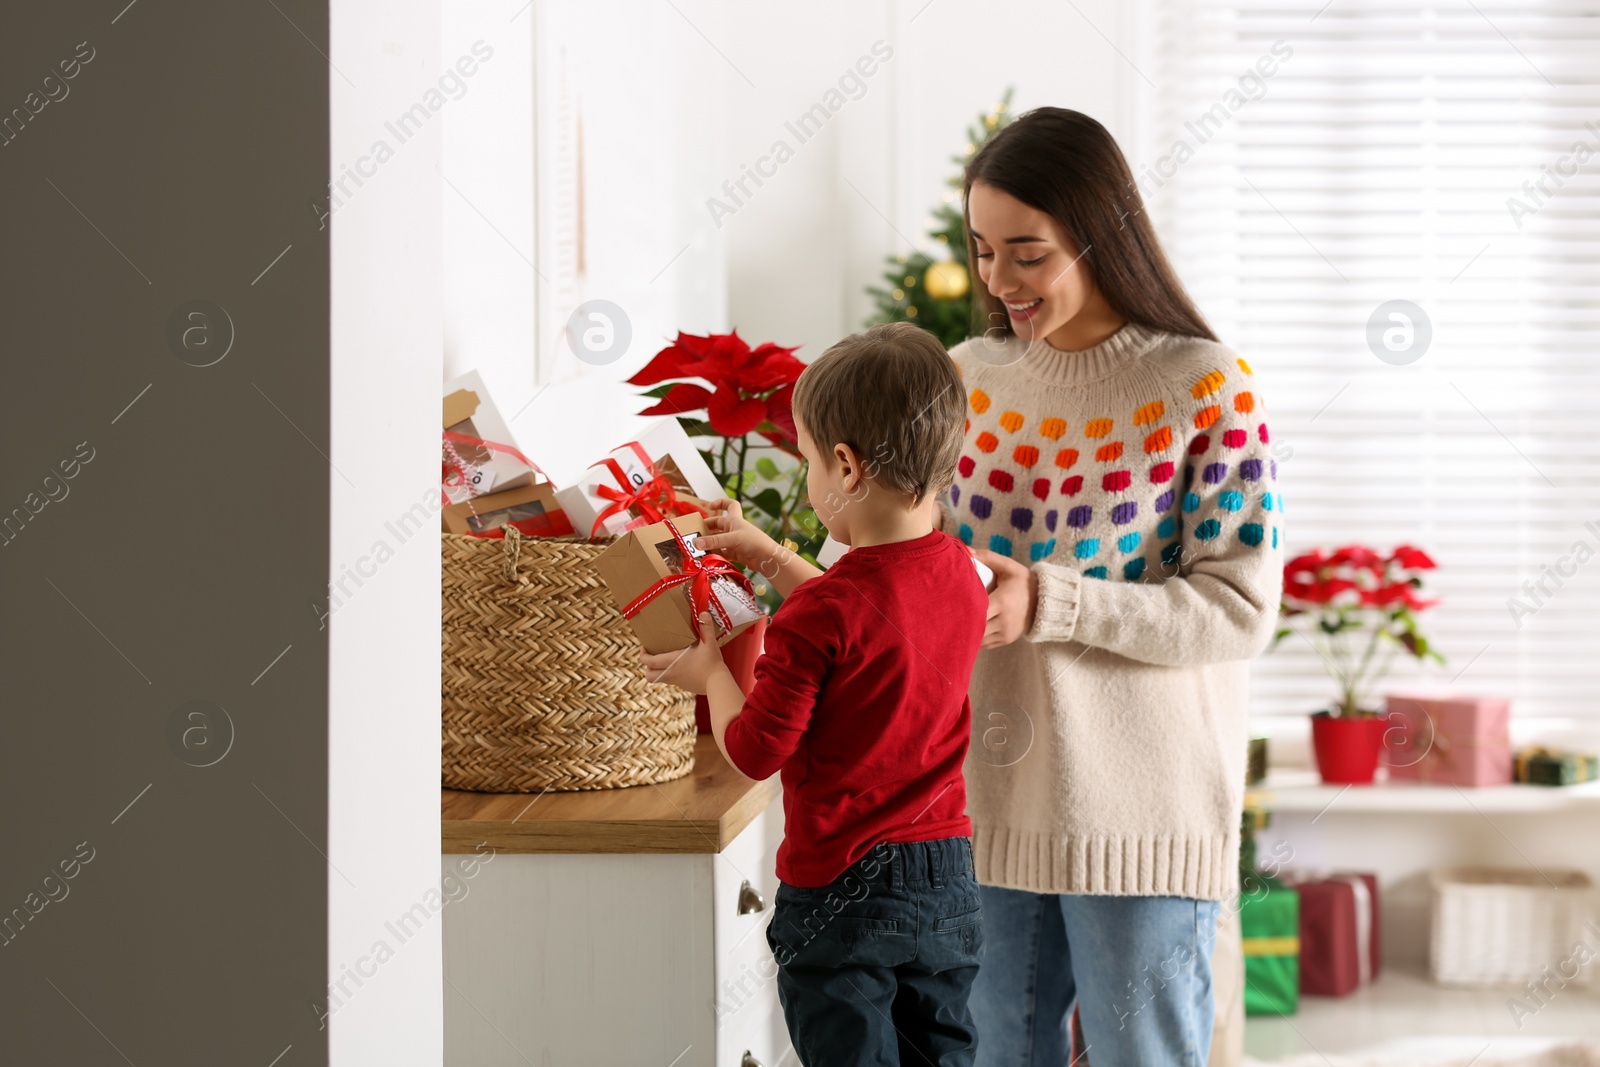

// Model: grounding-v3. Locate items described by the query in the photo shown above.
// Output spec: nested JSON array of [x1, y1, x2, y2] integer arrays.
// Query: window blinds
[[1141, 1, 1600, 718]]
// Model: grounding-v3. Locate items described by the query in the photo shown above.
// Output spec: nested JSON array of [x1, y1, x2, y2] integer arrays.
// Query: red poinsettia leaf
[[1390, 544, 1437, 570], [1284, 551, 1327, 576], [710, 331, 753, 369], [738, 350, 806, 392], [673, 331, 716, 359], [638, 382, 713, 416], [628, 340, 701, 386], [707, 385, 767, 436], [1328, 545, 1381, 570]]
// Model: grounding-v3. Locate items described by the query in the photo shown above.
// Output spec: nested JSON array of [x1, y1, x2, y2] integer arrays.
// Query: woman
[[944, 108, 1282, 1065]]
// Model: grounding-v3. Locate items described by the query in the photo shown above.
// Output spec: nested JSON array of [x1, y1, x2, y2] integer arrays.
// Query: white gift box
[[442, 370, 537, 505], [556, 418, 727, 538]]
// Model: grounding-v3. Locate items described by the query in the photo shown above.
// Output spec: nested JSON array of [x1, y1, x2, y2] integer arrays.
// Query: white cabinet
[[443, 795, 794, 1067]]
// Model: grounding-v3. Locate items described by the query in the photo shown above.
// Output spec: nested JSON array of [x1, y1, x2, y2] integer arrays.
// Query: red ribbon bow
[[589, 441, 707, 538], [620, 518, 754, 641]]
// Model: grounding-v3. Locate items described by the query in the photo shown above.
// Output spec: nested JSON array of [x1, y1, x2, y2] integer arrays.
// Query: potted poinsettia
[[628, 330, 826, 594], [1273, 544, 1445, 784]]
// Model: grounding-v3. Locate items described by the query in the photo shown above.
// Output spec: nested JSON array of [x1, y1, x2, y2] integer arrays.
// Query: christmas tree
[[865, 88, 1014, 349]]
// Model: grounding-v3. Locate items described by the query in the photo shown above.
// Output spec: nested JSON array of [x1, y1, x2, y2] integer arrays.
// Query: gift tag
[[442, 460, 498, 504], [664, 530, 766, 634]]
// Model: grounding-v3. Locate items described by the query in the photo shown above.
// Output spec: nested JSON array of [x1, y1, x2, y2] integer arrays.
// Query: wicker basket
[[441, 528, 696, 792], [1429, 867, 1599, 986]]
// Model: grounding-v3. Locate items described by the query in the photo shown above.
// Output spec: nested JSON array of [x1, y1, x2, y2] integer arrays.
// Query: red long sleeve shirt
[[723, 530, 988, 887]]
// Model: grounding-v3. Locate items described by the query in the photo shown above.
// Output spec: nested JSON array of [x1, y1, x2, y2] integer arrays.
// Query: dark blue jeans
[[766, 836, 984, 1067]]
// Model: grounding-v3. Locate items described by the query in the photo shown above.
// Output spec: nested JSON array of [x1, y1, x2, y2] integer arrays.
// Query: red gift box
[[1384, 693, 1512, 787], [1284, 872, 1380, 997], [695, 617, 767, 734]]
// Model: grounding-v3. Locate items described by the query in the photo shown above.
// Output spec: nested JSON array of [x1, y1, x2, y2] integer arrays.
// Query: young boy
[[641, 322, 989, 1067]]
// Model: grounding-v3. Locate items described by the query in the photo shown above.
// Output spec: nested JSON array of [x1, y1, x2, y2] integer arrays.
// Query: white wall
[[442, 0, 729, 486], [330, 1, 444, 1062], [439, 0, 1134, 477], [723, 0, 1136, 361]]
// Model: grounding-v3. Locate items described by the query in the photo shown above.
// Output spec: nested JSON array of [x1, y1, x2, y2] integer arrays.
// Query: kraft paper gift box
[[592, 513, 765, 654], [442, 370, 539, 504], [440, 482, 574, 539], [1240, 877, 1299, 1016], [1384, 693, 1513, 787], [557, 419, 726, 539], [1282, 872, 1381, 997]]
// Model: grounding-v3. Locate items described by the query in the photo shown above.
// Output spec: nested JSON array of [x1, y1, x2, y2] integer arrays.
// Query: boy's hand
[[641, 612, 732, 695], [698, 498, 783, 572], [977, 549, 1037, 648]]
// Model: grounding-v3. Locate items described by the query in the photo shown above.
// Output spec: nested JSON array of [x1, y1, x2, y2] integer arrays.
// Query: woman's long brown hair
[[964, 107, 1218, 344]]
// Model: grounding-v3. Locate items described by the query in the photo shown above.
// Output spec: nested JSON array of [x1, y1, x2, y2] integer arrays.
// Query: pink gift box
[[1383, 693, 1512, 787]]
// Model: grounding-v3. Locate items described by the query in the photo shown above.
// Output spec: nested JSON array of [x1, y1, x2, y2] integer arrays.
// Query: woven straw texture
[[442, 528, 696, 792]]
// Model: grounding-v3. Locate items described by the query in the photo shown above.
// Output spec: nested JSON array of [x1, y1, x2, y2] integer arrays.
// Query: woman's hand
[[976, 549, 1038, 648], [697, 498, 783, 571], [641, 612, 731, 695]]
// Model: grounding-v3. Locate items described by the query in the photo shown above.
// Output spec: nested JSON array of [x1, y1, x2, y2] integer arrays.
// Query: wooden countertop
[[442, 736, 779, 855]]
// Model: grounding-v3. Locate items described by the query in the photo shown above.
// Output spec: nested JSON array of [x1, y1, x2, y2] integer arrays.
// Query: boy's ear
[[833, 442, 866, 492]]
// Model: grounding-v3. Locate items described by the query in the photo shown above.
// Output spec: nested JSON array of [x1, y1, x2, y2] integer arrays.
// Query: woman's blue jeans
[[970, 884, 1218, 1067]]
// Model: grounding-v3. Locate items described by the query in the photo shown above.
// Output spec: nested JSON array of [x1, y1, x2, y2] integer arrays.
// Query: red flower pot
[[1311, 711, 1388, 785]]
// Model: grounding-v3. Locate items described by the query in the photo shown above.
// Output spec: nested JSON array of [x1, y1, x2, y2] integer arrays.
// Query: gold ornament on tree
[[923, 260, 970, 301]]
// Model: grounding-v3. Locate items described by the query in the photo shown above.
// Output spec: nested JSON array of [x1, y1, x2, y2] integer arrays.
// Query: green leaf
[[751, 488, 785, 518], [638, 384, 675, 399], [755, 457, 780, 481]]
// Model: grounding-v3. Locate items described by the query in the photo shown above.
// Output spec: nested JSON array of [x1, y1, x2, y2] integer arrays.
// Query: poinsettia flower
[[1390, 544, 1437, 570], [1328, 545, 1382, 571], [629, 330, 747, 389], [707, 384, 767, 436], [637, 382, 713, 417], [1284, 550, 1327, 577]]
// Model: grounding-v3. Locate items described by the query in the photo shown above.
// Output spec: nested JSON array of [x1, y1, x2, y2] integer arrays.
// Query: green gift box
[[1514, 746, 1599, 786], [1240, 875, 1299, 1016]]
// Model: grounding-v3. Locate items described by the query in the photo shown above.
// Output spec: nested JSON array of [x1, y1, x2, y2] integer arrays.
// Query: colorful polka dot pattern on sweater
[[953, 345, 1278, 583]]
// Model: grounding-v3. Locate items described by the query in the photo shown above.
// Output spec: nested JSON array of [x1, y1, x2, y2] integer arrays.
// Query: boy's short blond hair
[[791, 321, 965, 505]]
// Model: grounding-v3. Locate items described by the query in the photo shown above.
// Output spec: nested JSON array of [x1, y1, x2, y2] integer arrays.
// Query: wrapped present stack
[[439, 369, 769, 681], [1384, 693, 1512, 787], [441, 370, 573, 538], [1239, 781, 1299, 1016]]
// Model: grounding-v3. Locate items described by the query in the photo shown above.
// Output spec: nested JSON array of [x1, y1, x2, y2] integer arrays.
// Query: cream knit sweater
[[946, 324, 1283, 900]]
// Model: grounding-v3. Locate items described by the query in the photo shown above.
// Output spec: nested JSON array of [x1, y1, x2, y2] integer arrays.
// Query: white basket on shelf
[[1429, 867, 1599, 986]]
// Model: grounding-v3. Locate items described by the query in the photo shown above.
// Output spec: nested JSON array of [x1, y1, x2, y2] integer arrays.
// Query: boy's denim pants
[[970, 884, 1219, 1067], [766, 836, 984, 1067]]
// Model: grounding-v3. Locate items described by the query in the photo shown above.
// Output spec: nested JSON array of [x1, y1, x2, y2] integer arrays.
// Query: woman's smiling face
[[967, 180, 1101, 348]]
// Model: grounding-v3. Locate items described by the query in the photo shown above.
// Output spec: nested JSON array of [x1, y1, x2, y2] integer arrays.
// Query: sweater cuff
[[1026, 562, 1081, 643]]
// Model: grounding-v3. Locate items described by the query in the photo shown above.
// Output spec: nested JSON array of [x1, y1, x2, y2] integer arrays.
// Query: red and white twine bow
[[590, 441, 707, 538], [440, 429, 551, 506], [620, 518, 753, 640]]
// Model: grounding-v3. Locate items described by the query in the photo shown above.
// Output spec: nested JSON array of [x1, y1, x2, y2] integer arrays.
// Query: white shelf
[[1253, 770, 1600, 815], [1244, 965, 1600, 1061]]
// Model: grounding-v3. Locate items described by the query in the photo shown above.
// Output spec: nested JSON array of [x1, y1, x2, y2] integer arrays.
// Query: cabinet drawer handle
[[741, 1053, 765, 1067], [737, 880, 765, 915]]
